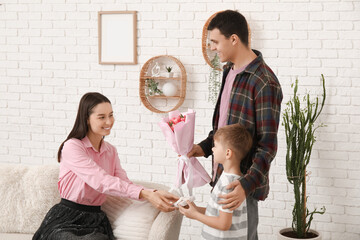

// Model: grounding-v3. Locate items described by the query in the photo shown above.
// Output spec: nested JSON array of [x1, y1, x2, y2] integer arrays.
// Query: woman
[[33, 92, 178, 240]]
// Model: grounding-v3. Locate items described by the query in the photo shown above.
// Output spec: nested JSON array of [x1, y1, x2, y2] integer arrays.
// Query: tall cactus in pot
[[282, 75, 327, 238]]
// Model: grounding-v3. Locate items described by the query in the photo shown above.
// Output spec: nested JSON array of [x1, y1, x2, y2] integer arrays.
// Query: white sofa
[[0, 164, 183, 240]]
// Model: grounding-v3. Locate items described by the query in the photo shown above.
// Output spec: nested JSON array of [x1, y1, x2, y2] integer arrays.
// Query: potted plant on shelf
[[279, 75, 327, 240], [165, 66, 173, 78], [145, 78, 163, 97]]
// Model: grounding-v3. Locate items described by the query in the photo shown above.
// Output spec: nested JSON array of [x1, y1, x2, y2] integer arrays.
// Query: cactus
[[282, 74, 327, 238]]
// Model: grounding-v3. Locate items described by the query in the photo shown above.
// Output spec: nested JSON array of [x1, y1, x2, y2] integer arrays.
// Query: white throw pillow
[[102, 196, 160, 240], [101, 181, 170, 240], [0, 164, 60, 233]]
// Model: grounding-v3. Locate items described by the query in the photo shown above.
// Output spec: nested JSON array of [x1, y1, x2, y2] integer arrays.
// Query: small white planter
[[166, 72, 174, 78], [278, 228, 321, 240]]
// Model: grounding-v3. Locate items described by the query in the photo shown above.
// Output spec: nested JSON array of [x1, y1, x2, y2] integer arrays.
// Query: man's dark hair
[[207, 10, 249, 47]]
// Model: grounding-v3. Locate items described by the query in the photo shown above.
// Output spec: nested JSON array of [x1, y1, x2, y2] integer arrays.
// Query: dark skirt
[[33, 198, 115, 240]]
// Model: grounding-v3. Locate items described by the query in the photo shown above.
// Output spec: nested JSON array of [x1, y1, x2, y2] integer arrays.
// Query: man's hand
[[178, 201, 200, 220], [140, 189, 179, 212], [187, 144, 205, 158], [218, 180, 246, 211]]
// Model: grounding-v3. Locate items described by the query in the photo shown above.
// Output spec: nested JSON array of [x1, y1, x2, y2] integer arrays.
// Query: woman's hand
[[218, 180, 246, 211], [140, 189, 179, 212], [178, 201, 200, 220]]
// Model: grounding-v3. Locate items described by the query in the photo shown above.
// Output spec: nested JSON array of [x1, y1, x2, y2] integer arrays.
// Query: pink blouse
[[58, 136, 144, 206]]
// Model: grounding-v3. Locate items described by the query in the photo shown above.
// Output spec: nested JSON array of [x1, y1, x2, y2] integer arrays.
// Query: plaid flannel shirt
[[199, 50, 283, 201]]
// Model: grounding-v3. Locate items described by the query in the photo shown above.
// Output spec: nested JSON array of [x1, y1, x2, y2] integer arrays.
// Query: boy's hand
[[218, 180, 246, 211], [178, 201, 199, 220]]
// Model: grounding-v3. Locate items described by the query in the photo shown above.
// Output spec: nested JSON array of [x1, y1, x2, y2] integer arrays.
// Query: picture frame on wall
[[98, 11, 137, 65]]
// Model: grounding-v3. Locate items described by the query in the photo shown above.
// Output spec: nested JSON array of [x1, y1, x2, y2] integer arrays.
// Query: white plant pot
[[162, 82, 177, 97], [167, 72, 174, 78], [278, 228, 321, 240]]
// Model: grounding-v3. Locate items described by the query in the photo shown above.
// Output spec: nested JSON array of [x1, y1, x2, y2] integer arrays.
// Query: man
[[188, 10, 283, 239]]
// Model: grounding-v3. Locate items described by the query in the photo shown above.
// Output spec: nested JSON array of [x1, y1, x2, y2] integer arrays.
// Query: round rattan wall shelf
[[202, 11, 252, 71], [139, 55, 186, 113]]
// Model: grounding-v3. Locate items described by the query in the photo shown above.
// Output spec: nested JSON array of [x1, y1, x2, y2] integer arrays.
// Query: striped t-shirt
[[201, 172, 247, 240]]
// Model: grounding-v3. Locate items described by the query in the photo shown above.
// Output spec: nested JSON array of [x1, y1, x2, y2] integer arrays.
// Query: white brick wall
[[0, 1, 359, 239]]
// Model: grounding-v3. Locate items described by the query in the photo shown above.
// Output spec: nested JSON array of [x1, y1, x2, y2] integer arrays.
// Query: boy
[[179, 124, 253, 239]]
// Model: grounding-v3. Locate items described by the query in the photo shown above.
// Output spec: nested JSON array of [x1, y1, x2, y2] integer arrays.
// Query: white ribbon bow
[[177, 155, 194, 196]]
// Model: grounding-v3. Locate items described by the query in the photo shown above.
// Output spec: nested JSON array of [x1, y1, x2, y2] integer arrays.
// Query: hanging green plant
[[145, 78, 163, 96], [208, 54, 221, 104]]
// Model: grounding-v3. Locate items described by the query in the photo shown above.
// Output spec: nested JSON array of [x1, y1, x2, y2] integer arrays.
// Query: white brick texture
[[0, 1, 359, 239]]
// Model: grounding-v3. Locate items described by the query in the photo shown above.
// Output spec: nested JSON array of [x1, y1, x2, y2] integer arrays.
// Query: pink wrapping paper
[[158, 109, 211, 196]]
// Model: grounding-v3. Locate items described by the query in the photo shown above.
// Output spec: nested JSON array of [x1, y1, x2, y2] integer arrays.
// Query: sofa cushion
[[0, 233, 33, 240], [0, 164, 60, 234]]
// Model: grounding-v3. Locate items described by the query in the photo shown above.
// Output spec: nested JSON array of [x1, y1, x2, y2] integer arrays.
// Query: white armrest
[[149, 210, 183, 240], [133, 181, 183, 240]]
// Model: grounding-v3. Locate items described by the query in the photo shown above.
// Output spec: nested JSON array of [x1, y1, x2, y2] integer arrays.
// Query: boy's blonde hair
[[214, 124, 253, 160]]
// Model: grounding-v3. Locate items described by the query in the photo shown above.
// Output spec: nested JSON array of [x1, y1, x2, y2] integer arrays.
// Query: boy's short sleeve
[[217, 185, 233, 214]]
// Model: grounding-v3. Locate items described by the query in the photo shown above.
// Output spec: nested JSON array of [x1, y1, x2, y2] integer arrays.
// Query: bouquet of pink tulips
[[158, 109, 211, 196]]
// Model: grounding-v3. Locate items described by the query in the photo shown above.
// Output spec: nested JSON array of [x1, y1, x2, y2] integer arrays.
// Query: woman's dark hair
[[57, 92, 111, 162], [207, 10, 249, 47]]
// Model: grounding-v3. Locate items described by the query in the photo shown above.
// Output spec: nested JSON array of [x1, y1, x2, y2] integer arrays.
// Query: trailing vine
[[208, 54, 221, 104], [145, 78, 163, 96]]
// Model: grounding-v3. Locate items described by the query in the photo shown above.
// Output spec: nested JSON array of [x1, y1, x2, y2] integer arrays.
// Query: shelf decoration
[[162, 82, 177, 97], [139, 55, 186, 113], [151, 62, 161, 77], [165, 66, 174, 78], [145, 78, 163, 96]]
